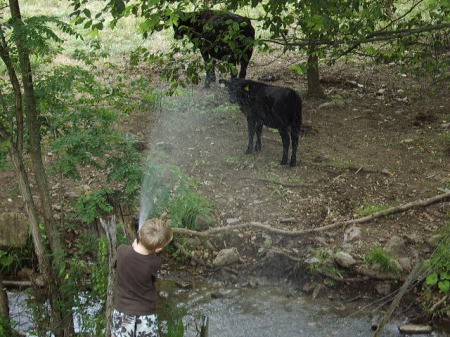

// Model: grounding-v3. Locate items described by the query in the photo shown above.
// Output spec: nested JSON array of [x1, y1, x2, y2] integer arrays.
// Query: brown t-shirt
[[114, 244, 162, 315]]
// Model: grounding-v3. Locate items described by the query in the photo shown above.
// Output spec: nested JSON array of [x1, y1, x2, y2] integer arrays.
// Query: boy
[[112, 217, 173, 337]]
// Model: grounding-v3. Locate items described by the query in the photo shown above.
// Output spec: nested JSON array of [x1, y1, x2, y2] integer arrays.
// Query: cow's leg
[[255, 121, 263, 152], [278, 128, 290, 165], [289, 126, 300, 167], [238, 47, 252, 79], [246, 117, 256, 154], [203, 54, 216, 88], [238, 60, 248, 79]]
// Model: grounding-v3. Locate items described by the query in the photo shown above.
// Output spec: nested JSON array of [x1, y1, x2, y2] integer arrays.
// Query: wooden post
[[200, 315, 209, 337], [100, 216, 117, 337]]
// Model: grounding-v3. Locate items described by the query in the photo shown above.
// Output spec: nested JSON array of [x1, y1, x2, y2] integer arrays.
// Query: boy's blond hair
[[139, 218, 173, 251]]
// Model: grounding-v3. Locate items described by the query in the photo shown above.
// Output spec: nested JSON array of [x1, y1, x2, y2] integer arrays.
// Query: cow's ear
[[244, 84, 250, 92]]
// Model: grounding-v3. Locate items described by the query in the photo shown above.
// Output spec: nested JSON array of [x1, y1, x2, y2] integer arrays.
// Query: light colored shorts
[[112, 309, 159, 337]]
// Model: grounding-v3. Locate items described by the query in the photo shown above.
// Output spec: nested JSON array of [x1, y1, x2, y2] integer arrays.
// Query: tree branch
[[172, 191, 450, 237], [262, 23, 450, 49]]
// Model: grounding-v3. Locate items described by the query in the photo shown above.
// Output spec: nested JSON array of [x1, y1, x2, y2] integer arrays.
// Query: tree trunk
[[100, 217, 118, 337], [306, 43, 325, 98], [7, 1, 75, 335], [0, 275, 13, 335]]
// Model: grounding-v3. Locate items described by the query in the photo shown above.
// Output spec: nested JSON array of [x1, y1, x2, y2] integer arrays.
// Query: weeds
[[364, 246, 400, 275], [419, 221, 450, 319], [355, 202, 391, 217]]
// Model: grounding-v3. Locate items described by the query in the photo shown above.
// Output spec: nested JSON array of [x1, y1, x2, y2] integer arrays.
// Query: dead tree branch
[[374, 261, 423, 337], [172, 191, 450, 237]]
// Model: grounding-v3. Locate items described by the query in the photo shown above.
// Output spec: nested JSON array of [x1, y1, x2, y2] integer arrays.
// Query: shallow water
[[158, 280, 449, 337], [8, 281, 449, 337]]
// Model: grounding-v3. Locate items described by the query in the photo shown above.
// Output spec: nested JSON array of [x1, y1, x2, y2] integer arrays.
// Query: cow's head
[[220, 78, 251, 104]]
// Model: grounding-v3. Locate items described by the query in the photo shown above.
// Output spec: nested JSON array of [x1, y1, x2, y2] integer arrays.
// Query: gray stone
[[341, 242, 354, 253], [384, 235, 406, 256], [318, 101, 335, 109], [398, 257, 412, 272], [226, 218, 240, 225], [375, 282, 391, 296], [398, 324, 432, 334], [334, 251, 357, 268], [213, 248, 240, 267], [344, 226, 362, 242], [0, 212, 29, 248]]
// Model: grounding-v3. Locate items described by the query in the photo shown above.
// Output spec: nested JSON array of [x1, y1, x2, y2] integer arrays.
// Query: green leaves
[[426, 272, 450, 293]]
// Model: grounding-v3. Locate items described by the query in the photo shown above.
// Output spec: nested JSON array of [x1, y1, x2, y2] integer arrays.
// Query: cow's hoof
[[280, 160, 288, 165], [289, 161, 297, 167]]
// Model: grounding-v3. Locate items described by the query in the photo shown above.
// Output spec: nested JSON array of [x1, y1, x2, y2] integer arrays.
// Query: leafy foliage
[[68, 0, 449, 95], [0, 235, 35, 276], [419, 222, 450, 319]]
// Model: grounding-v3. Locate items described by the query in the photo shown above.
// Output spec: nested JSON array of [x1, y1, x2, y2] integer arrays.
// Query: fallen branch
[[172, 191, 450, 237], [429, 295, 448, 314], [374, 261, 423, 337]]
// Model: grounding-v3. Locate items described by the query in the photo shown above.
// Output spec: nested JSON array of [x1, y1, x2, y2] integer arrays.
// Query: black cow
[[173, 10, 255, 87], [220, 78, 302, 167]]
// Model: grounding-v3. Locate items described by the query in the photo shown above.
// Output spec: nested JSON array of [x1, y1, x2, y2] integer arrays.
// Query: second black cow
[[220, 78, 303, 167], [173, 10, 255, 87]]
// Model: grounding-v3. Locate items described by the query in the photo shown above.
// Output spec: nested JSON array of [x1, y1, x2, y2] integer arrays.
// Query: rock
[[213, 248, 240, 267], [226, 218, 240, 225], [318, 101, 335, 109], [427, 234, 442, 248], [375, 282, 391, 296], [398, 257, 412, 272], [398, 324, 432, 334], [344, 226, 362, 242], [0, 212, 29, 248], [384, 235, 406, 256], [312, 284, 327, 299], [334, 251, 357, 268], [279, 217, 296, 223], [341, 242, 354, 253]]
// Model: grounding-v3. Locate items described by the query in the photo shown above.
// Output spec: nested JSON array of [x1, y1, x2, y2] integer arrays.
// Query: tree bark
[[0, 275, 13, 334], [100, 217, 117, 337], [306, 43, 325, 98], [6, 1, 75, 335]]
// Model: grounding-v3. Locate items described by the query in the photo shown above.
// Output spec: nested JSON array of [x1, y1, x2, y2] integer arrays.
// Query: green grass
[[364, 246, 400, 275], [355, 202, 392, 217]]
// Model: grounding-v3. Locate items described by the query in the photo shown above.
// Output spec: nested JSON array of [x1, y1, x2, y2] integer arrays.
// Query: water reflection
[[8, 281, 450, 337]]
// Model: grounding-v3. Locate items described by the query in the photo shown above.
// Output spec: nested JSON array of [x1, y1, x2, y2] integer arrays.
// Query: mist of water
[[137, 85, 225, 229]]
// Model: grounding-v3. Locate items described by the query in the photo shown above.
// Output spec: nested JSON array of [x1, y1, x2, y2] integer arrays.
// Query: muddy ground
[[1, 52, 449, 324]]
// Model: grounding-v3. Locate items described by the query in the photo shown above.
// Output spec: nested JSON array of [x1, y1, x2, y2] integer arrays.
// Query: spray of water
[[137, 85, 225, 229]]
